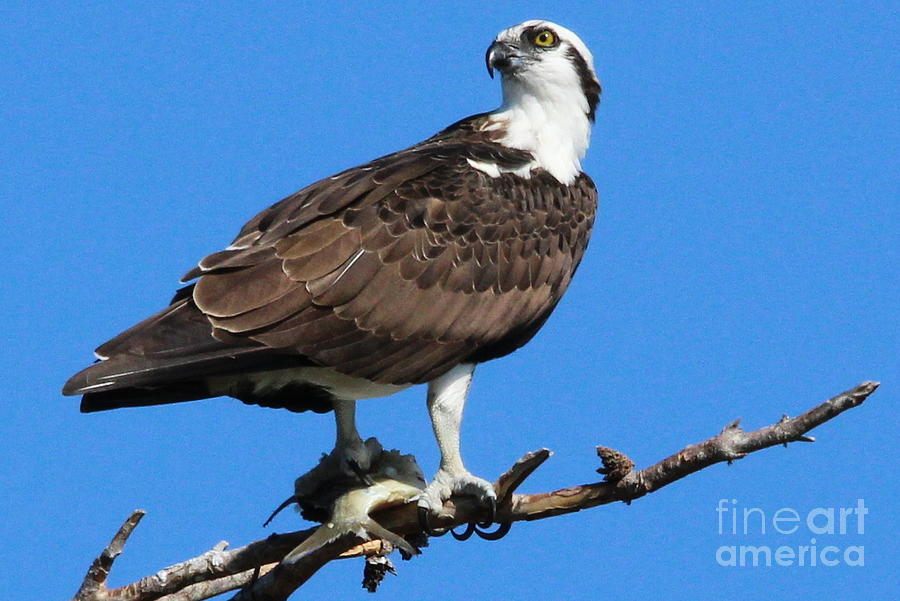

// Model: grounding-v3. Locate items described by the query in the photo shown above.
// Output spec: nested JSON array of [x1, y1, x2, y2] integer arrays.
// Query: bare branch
[[74, 509, 145, 601], [97, 531, 318, 601], [156, 564, 276, 601], [503, 381, 880, 521], [72, 381, 878, 601], [227, 535, 364, 601]]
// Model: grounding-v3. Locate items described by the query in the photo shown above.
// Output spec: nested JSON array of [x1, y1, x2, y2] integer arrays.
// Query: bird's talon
[[450, 522, 476, 541], [418, 468, 498, 539], [417, 506, 449, 537], [347, 458, 375, 486], [474, 521, 512, 541], [476, 496, 497, 528]]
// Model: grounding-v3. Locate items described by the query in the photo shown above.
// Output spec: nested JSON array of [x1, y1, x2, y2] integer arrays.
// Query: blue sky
[[1, 2, 897, 599]]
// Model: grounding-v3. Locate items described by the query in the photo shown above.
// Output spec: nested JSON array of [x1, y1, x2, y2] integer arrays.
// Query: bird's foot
[[295, 436, 383, 499], [416, 468, 500, 537]]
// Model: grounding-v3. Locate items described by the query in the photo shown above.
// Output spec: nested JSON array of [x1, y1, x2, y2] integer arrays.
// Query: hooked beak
[[485, 40, 518, 79]]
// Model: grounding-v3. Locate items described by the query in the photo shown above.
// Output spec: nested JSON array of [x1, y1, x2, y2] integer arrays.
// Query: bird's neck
[[486, 77, 593, 185]]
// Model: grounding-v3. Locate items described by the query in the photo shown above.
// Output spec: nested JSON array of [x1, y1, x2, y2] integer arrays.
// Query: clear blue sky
[[1, 2, 897, 599]]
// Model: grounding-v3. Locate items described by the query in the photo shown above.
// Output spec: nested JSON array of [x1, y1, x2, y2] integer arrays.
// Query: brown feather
[[208, 286, 312, 333], [193, 260, 295, 318], [69, 118, 598, 401], [275, 218, 352, 259], [282, 229, 362, 280], [308, 250, 383, 307]]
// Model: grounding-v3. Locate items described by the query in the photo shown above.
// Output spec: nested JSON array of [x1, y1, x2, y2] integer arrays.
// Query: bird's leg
[[295, 399, 382, 498], [417, 363, 497, 533], [332, 399, 381, 481]]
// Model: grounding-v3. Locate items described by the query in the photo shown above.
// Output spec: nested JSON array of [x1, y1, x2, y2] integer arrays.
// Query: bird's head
[[486, 20, 600, 122]]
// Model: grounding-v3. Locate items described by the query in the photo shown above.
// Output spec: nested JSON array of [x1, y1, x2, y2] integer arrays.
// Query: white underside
[[210, 365, 410, 401]]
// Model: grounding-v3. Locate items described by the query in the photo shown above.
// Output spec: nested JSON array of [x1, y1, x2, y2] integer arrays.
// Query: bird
[[63, 19, 601, 529]]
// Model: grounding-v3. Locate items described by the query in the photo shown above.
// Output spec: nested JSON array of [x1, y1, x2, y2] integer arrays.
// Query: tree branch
[[503, 380, 880, 521], [71, 381, 878, 601], [74, 509, 146, 601]]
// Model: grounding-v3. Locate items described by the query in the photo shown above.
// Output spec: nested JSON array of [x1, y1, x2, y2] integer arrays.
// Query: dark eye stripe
[[519, 25, 558, 48], [565, 46, 601, 122]]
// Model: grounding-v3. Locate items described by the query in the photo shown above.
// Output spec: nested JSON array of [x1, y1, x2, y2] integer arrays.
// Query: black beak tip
[[485, 43, 496, 79], [485, 40, 515, 80]]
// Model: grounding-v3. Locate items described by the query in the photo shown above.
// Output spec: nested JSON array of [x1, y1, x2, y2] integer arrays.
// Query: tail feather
[[62, 290, 311, 412], [77, 382, 213, 413], [63, 343, 292, 396]]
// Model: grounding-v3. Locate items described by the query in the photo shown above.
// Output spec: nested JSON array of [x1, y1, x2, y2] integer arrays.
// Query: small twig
[[73, 510, 146, 601], [494, 448, 552, 507]]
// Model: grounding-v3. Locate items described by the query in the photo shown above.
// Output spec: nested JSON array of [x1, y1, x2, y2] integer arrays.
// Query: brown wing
[[189, 145, 597, 385]]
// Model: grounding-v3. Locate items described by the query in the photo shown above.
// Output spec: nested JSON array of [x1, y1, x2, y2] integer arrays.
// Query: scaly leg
[[295, 399, 382, 497], [332, 399, 381, 475], [417, 363, 496, 525]]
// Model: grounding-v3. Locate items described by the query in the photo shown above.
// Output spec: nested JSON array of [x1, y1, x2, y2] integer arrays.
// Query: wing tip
[[62, 372, 116, 397], [62, 369, 88, 397]]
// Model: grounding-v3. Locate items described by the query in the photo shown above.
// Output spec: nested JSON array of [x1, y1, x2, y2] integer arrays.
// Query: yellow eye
[[534, 29, 556, 47]]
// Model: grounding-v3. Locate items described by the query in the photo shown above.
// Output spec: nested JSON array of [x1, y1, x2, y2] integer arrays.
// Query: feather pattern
[[64, 112, 597, 411]]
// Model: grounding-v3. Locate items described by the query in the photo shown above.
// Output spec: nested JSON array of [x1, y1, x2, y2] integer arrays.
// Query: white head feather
[[481, 20, 600, 184]]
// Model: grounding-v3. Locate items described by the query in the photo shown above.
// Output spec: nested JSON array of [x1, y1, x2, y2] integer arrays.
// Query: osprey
[[63, 20, 601, 525]]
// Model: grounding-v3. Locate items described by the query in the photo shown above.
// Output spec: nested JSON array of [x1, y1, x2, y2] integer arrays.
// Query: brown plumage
[[63, 112, 597, 413]]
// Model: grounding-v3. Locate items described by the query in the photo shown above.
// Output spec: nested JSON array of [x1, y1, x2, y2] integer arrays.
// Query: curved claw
[[450, 522, 475, 541], [448, 497, 509, 542], [476, 496, 496, 528], [474, 521, 512, 541], [346, 458, 375, 487], [417, 506, 449, 537]]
